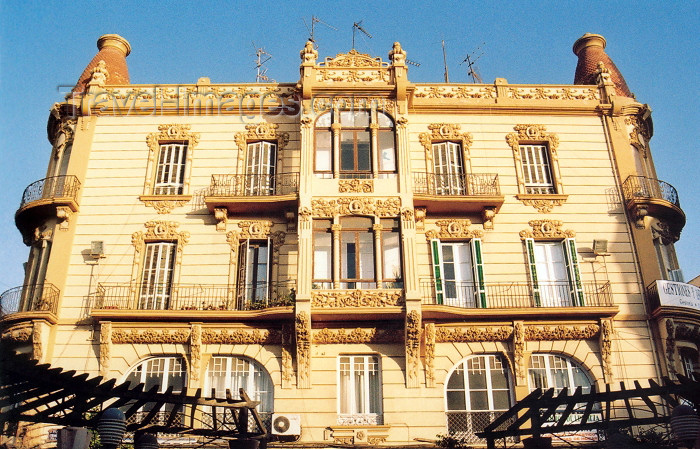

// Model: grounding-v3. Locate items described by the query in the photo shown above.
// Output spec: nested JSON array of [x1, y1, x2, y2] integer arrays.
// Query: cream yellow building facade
[[2, 33, 696, 446]]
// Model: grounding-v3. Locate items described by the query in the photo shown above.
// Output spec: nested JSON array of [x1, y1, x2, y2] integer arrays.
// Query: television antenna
[[441, 39, 450, 83], [303, 15, 337, 46], [352, 20, 372, 49], [406, 59, 421, 67], [252, 42, 273, 83], [461, 43, 485, 83]]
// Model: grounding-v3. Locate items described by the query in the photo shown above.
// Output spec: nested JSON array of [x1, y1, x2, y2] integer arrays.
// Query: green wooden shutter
[[471, 238, 486, 308], [563, 238, 585, 306], [525, 238, 541, 306], [430, 239, 444, 305]]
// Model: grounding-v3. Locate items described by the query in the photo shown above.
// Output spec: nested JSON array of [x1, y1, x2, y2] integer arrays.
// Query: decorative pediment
[[311, 197, 401, 218], [319, 49, 388, 68], [234, 122, 289, 152], [519, 219, 575, 240], [146, 124, 199, 152], [425, 219, 484, 240], [419, 123, 473, 154], [506, 124, 559, 154]]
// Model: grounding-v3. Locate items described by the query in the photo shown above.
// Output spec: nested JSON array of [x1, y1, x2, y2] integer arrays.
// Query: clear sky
[[0, 0, 698, 292]]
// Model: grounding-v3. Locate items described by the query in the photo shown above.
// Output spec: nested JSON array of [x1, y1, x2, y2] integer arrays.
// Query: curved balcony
[[413, 172, 504, 215], [645, 280, 700, 320], [0, 283, 60, 323], [91, 281, 295, 321], [622, 176, 685, 233], [15, 175, 81, 241], [204, 173, 299, 215]]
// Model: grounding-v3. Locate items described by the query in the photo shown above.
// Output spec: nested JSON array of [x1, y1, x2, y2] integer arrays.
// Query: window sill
[[516, 193, 568, 213], [139, 195, 192, 214]]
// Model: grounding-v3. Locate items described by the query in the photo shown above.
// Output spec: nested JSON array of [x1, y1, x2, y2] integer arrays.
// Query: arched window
[[124, 356, 187, 425], [445, 354, 513, 441], [205, 356, 274, 414]]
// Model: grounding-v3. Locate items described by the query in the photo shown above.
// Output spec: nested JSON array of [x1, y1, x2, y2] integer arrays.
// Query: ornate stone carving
[[322, 49, 386, 68], [237, 220, 273, 239], [426, 219, 484, 240], [32, 321, 42, 361], [600, 320, 614, 383], [401, 208, 414, 223], [56, 206, 72, 230], [675, 323, 700, 345], [133, 221, 190, 249], [405, 310, 422, 387], [414, 85, 496, 99], [338, 179, 373, 193], [234, 123, 289, 161], [201, 328, 281, 344], [296, 312, 311, 388], [419, 124, 473, 160], [311, 96, 396, 114], [313, 327, 402, 344], [112, 328, 191, 344], [300, 40, 318, 64], [316, 50, 391, 84], [311, 290, 404, 308], [436, 326, 513, 342], [299, 207, 312, 223], [525, 324, 600, 341], [519, 220, 575, 240], [482, 207, 495, 230], [1, 324, 32, 342], [651, 220, 680, 245], [518, 196, 567, 213], [311, 197, 401, 218], [665, 319, 676, 376], [190, 323, 201, 382], [140, 198, 191, 214], [415, 207, 426, 231], [513, 322, 526, 384], [88, 60, 109, 87], [388, 42, 406, 65], [281, 324, 294, 388], [507, 87, 598, 101], [214, 207, 228, 231], [100, 321, 112, 376], [425, 322, 436, 388]]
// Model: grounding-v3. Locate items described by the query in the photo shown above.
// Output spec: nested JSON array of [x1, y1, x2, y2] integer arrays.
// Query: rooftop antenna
[[461, 43, 485, 83], [252, 42, 273, 83], [352, 20, 372, 49], [441, 39, 449, 83], [303, 15, 337, 47], [406, 59, 421, 67]]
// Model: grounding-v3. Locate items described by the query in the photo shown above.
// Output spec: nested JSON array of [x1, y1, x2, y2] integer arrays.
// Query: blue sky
[[1, 1, 698, 291]]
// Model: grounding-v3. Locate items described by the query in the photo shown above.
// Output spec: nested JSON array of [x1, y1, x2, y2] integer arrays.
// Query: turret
[[573, 33, 632, 98], [71, 34, 131, 94]]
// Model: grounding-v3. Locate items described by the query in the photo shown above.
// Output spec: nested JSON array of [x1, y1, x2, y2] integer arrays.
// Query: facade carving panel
[[311, 290, 404, 308], [112, 328, 191, 344], [425, 219, 484, 240], [525, 324, 600, 341], [201, 328, 281, 344], [311, 197, 401, 218], [435, 326, 513, 342], [519, 220, 575, 240]]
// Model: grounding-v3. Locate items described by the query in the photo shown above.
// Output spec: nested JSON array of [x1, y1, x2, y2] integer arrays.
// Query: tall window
[[525, 238, 583, 307], [313, 217, 402, 289], [245, 141, 277, 195], [653, 236, 682, 281], [680, 348, 699, 381], [154, 142, 188, 195], [206, 356, 274, 427], [432, 142, 465, 195], [521, 144, 554, 194], [315, 110, 396, 179], [445, 355, 513, 439], [430, 239, 485, 307], [125, 356, 186, 424], [237, 239, 271, 308], [338, 355, 382, 425], [139, 241, 176, 309]]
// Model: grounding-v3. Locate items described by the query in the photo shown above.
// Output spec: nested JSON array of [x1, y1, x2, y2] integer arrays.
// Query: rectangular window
[[381, 218, 402, 287], [154, 143, 188, 195], [341, 217, 375, 288], [525, 238, 583, 307], [245, 141, 277, 195], [313, 220, 332, 288], [430, 239, 486, 307], [520, 144, 555, 194], [339, 355, 382, 424], [432, 142, 465, 195], [139, 241, 176, 309], [315, 131, 332, 177], [237, 239, 271, 308]]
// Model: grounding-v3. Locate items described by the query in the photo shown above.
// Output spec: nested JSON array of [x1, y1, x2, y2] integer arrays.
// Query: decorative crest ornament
[[388, 42, 406, 65], [519, 220, 575, 240], [311, 290, 404, 308], [300, 40, 318, 64], [338, 179, 373, 193], [234, 122, 289, 153], [88, 60, 109, 87], [311, 197, 401, 218], [426, 219, 483, 240], [419, 123, 473, 156], [319, 49, 387, 68]]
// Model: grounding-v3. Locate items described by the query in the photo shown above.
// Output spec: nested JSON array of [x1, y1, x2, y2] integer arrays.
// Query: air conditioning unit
[[271, 413, 301, 436]]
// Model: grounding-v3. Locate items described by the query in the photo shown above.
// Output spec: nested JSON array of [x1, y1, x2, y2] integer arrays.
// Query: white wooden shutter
[[471, 238, 486, 308], [562, 238, 585, 306], [430, 239, 444, 305], [525, 238, 541, 306]]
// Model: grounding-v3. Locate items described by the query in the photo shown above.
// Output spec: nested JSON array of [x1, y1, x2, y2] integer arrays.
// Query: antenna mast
[[304, 15, 337, 46], [441, 40, 449, 83], [461, 43, 485, 83], [352, 21, 372, 49], [253, 42, 273, 83]]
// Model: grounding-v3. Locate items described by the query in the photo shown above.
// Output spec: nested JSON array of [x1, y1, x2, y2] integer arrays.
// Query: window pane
[[377, 112, 393, 128], [340, 132, 355, 171], [382, 231, 401, 280], [378, 131, 396, 172], [469, 391, 488, 411], [447, 390, 466, 410], [358, 232, 374, 279], [316, 131, 332, 171], [357, 132, 371, 171], [447, 367, 465, 389], [340, 110, 370, 127], [316, 112, 332, 127], [492, 390, 510, 410], [314, 232, 332, 279]]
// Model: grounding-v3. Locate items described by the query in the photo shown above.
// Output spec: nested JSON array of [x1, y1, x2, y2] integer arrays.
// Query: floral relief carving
[[338, 179, 374, 193], [313, 327, 402, 344], [1, 324, 32, 342], [507, 87, 598, 101], [600, 320, 614, 383], [414, 85, 496, 99], [296, 312, 311, 388], [281, 324, 294, 388], [202, 328, 281, 344], [675, 323, 700, 345], [665, 319, 676, 376], [519, 197, 566, 214], [405, 310, 422, 387], [112, 328, 191, 344], [320, 49, 388, 68], [513, 322, 526, 384], [141, 198, 191, 214], [425, 323, 436, 388], [426, 219, 484, 240], [524, 324, 600, 341], [519, 220, 575, 240], [237, 220, 273, 239], [311, 290, 404, 308], [133, 221, 190, 250], [32, 322, 42, 361], [214, 207, 228, 231], [100, 322, 112, 376], [419, 123, 473, 159], [234, 122, 289, 156], [311, 197, 401, 218], [436, 326, 513, 342], [311, 96, 396, 114], [190, 323, 201, 382]]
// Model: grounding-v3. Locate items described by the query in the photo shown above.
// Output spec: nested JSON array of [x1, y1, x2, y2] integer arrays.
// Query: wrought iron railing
[[94, 281, 295, 311], [413, 172, 500, 196], [19, 175, 81, 209], [622, 175, 681, 207], [0, 283, 60, 317], [420, 280, 612, 308], [208, 173, 299, 197]]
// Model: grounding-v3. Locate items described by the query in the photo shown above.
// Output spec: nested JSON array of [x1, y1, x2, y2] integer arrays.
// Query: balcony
[[0, 283, 60, 323], [15, 175, 81, 241], [622, 175, 685, 233], [412, 172, 504, 215], [419, 279, 616, 319], [92, 281, 295, 321], [645, 280, 700, 319], [204, 173, 299, 214]]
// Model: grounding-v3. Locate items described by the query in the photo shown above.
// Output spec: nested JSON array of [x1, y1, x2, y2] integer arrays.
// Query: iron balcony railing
[[413, 172, 501, 196], [0, 283, 60, 317], [208, 173, 299, 197], [420, 280, 612, 308], [622, 175, 680, 207], [94, 281, 296, 312], [19, 175, 81, 209]]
